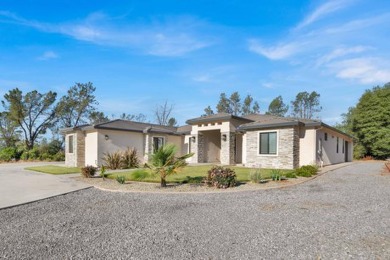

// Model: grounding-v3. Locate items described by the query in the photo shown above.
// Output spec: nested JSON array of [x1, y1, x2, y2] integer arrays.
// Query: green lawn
[[25, 165, 80, 175], [107, 165, 292, 183]]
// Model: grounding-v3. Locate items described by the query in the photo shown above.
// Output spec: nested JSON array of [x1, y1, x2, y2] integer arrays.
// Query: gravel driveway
[[1, 162, 389, 259]]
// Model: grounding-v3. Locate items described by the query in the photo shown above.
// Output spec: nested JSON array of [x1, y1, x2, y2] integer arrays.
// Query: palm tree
[[146, 144, 193, 187]]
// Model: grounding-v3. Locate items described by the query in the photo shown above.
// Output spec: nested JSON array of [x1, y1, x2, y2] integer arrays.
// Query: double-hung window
[[259, 132, 277, 155]]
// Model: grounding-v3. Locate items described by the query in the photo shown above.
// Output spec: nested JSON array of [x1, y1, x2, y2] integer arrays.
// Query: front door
[[344, 141, 349, 162]]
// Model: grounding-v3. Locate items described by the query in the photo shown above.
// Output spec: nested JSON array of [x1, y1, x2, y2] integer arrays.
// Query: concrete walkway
[[0, 162, 91, 209]]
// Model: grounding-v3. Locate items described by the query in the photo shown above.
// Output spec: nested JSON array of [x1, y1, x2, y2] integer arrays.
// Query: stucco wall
[[85, 131, 98, 166], [299, 127, 317, 166], [245, 127, 299, 169], [96, 130, 145, 167], [317, 128, 353, 165]]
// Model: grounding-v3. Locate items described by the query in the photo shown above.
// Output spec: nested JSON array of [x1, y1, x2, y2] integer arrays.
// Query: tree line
[[0, 83, 178, 161], [335, 82, 390, 159], [203, 91, 322, 119]]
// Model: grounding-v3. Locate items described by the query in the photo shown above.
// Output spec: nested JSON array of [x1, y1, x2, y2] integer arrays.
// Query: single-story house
[[61, 113, 353, 169]]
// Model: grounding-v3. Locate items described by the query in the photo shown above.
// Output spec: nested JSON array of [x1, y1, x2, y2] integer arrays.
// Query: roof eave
[[239, 121, 301, 130]]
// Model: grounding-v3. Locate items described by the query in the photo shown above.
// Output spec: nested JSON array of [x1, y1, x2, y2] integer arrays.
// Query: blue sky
[[1, 0, 389, 125]]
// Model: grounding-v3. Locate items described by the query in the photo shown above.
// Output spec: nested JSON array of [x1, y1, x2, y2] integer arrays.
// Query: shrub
[[52, 151, 65, 161], [103, 151, 122, 169], [295, 165, 318, 177], [285, 171, 297, 178], [121, 147, 139, 169], [205, 166, 237, 189], [100, 165, 106, 179], [249, 168, 262, 183], [271, 169, 283, 181], [116, 175, 126, 184], [0, 147, 18, 162], [81, 165, 97, 178]]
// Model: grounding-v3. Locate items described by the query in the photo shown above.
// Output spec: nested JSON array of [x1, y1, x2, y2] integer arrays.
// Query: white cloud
[[192, 75, 212, 83], [316, 45, 370, 66], [262, 82, 274, 89], [0, 11, 213, 57], [248, 40, 303, 60], [329, 58, 390, 84], [37, 51, 58, 60], [295, 0, 352, 30]]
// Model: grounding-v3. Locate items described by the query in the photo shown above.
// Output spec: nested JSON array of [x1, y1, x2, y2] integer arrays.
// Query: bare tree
[[155, 101, 176, 126]]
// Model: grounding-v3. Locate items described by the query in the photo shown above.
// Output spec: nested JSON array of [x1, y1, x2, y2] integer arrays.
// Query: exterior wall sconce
[[191, 136, 196, 143], [222, 134, 227, 141], [105, 134, 109, 140]]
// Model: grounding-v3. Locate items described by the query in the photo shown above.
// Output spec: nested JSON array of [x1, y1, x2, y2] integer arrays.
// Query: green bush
[[285, 171, 297, 178], [116, 175, 126, 184], [249, 168, 262, 183], [52, 151, 65, 161], [121, 147, 139, 169], [205, 166, 237, 189], [81, 165, 97, 178], [271, 169, 283, 181], [0, 147, 19, 162], [103, 151, 122, 169], [295, 165, 318, 177]]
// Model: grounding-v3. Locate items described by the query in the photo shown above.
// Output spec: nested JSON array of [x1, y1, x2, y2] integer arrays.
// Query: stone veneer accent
[[245, 127, 299, 169], [197, 134, 204, 163], [220, 132, 235, 165], [76, 131, 85, 167]]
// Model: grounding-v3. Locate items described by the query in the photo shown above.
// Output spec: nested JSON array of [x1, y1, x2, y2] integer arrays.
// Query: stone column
[[197, 134, 204, 163], [221, 132, 235, 165], [76, 131, 85, 167]]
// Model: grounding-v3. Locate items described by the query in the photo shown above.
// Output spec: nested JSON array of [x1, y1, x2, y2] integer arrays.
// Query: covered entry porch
[[186, 113, 250, 165]]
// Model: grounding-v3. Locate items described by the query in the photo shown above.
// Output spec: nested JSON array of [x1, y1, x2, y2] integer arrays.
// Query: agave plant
[[145, 144, 193, 187]]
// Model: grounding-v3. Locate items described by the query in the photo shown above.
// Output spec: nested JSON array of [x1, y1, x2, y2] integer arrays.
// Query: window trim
[[257, 130, 279, 156], [68, 135, 74, 154], [152, 136, 165, 153]]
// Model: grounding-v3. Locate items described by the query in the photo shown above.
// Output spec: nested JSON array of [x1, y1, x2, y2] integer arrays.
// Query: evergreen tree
[[266, 95, 289, 117], [352, 83, 390, 159]]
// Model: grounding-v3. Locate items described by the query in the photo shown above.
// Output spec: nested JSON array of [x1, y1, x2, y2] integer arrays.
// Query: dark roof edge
[[238, 121, 301, 130], [318, 122, 354, 139], [186, 114, 252, 125]]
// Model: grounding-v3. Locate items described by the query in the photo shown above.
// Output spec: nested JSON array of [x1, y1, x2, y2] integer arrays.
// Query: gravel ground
[[1, 161, 389, 259]]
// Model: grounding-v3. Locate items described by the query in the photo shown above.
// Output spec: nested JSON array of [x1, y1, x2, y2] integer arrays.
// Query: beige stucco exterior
[[63, 116, 353, 169]]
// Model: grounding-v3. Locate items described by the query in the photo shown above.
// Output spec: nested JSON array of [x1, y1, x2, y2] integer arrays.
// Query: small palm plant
[[145, 144, 193, 187]]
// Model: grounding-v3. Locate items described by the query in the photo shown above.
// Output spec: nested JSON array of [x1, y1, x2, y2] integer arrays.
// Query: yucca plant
[[102, 151, 122, 169], [121, 147, 139, 169], [145, 144, 193, 187]]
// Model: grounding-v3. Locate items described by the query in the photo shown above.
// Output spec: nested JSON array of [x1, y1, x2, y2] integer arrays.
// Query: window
[[259, 132, 277, 155], [336, 137, 339, 153], [324, 133, 328, 141], [68, 135, 74, 153], [153, 137, 165, 153]]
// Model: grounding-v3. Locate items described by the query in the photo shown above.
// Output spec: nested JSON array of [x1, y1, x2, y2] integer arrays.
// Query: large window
[[153, 137, 165, 153], [259, 132, 277, 155], [68, 135, 74, 153]]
